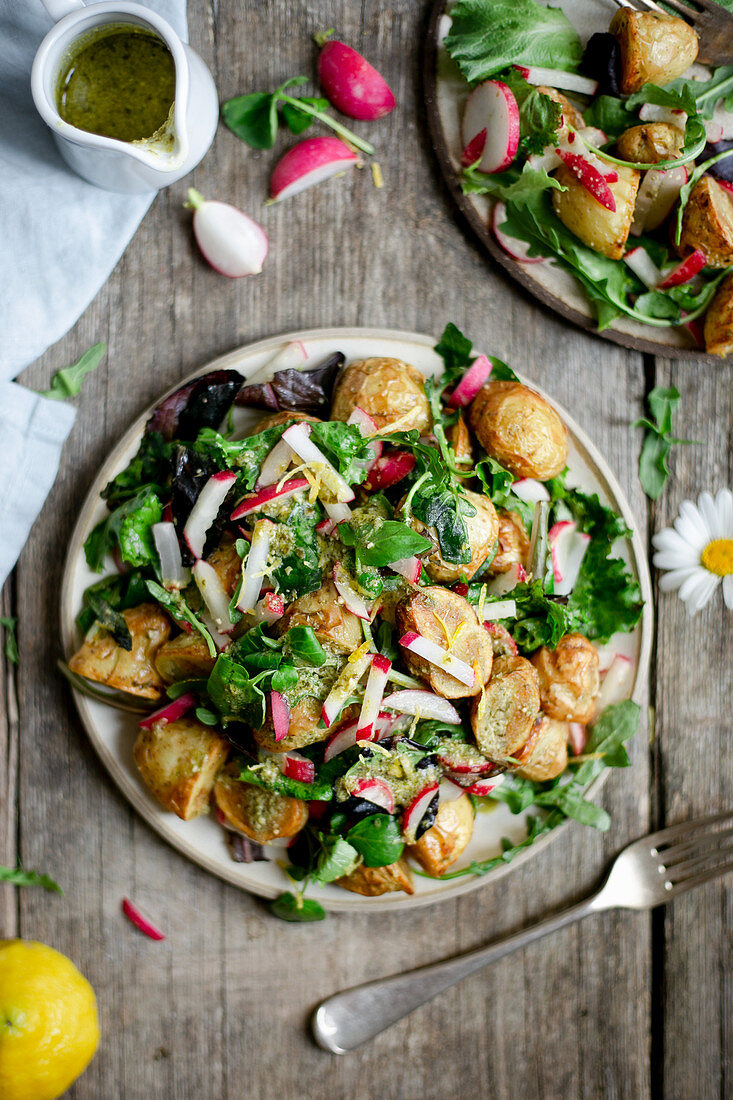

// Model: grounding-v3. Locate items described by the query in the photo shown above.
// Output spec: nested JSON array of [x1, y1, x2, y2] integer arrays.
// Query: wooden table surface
[[2, 3, 732, 1097]]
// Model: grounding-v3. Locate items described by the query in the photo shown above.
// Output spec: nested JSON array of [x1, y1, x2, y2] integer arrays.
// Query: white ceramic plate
[[60, 328, 653, 913]]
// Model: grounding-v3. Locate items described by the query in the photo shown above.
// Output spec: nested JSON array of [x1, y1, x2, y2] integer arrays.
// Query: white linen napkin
[[0, 0, 188, 589]]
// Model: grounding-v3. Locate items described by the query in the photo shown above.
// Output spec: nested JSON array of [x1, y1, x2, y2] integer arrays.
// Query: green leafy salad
[[442, 0, 733, 349], [69, 326, 643, 921]]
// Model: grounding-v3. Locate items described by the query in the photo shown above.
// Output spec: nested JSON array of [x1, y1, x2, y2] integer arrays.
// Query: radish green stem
[[279, 94, 375, 155], [185, 188, 206, 210]]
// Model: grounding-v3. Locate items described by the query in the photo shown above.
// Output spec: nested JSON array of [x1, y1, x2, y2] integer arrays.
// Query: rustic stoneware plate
[[424, 0, 720, 360], [60, 328, 653, 913]]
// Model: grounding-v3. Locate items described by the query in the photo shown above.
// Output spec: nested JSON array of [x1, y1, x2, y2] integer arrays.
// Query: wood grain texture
[[0, 1, 728, 1098]]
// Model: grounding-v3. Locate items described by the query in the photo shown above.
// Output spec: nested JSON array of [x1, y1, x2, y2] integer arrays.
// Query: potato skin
[[276, 580, 363, 653], [610, 9, 698, 95], [515, 715, 569, 782], [488, 509, 530, 575], [252, 410, 319, 433], [616, 123, 684, 165], [552, 162, 640, 260], [448, 411, 474, 469], [213, 770, 308, 842], [678, 176, 733, 268], [396, 587, 493, 699], [468, 381, 568, 481], [337, 859, 414, 896], [470, 654, 541, 763], [133, 716, 229, 820], [253, 695, 329, 753], [154, 631, 216, 684], [207, 536, 242, 597], [704, 271, 733, 357], [531, 633, 600, 723], [407, 794, 474, 876], [69, 602, 171, 700], [331, 357, 431, 434], [403, 489, 499, 584]]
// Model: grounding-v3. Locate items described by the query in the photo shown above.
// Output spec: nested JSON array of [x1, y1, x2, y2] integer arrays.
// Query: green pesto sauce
[[57, 26, 175, 142]]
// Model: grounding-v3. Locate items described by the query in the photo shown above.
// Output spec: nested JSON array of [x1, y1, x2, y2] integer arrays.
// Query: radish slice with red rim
[[236, 518, 273, 613], [568, 722, 587, 756], [388, 556, 422, 584], [511, 478, 550, 505], [596, 654, 634, 710], [514, 64, 598, 97], [399, 631, 476, 687], [281, 422, 355, 503], [321, 650, 373, 727], [122, 897, 166, 941], [481, 598, 517, 621], [447, 353, 493, 407], [365, 451, 416, 491], [263, 341, 308, 372], [183, 471, 237, 560], [231, 477, 309, 520], [252, 591, 285, 624], [381, 689, 460, 724], [269, 137, 359, 202], [462, 774, 505, 796], [193, 559, 235, 632], [351, 777, 395, 814], [356, 654, 392, 738], [152, 521, 189, 590], [492, 203, 547, 264], [333, 562, 371, 620], [282, 751, 315, 783], [402, 782, 440, 841], [323, 710, 396, 762], [484, 561, 527, 597], [138, 691, 197, 730], [256, 438, 294, 489], [271, 691, 291, 742], [462, 80, 520, 174], [438, 777, 466, 803]]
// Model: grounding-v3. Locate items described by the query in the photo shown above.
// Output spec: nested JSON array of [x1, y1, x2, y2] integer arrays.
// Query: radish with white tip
[[548, 520, 590, 597], [484, 561, 527, 596], [193, 559, 235, 632], [321, 650, 373, 727], [638, 104, 686, 130], [595, 654, 634, 710], [281, 421, 355, 503], [333, 562, 372, 621], [624, 246, 662, 289], [402, 782, 439, 841], [447, 354, 493, 406], [399, 631, 476, 687], [152, 521, 190, 590], [492, 202, 546, 264], [481, 598, 517, 621], [231, 477, 309, 520], [351, 778, 395, 814], [282, 751, 315, 784], [263, 341, 309, 372], [513, 64, 598, 97], [186, 189, 269, 278], [658, 249, 707, 289], [269, 137, 359, 202], [236, 518, 273, 613], [184, 471, 238, 560], [462, 81, 520, 174], [511, 478, 551, 505], [323, 711, 396, 763], [316, 33, 396, 120], [357, 654, 392, 739], [270, 691, 291, 742], [382, 689, 461, 724], [255, 438, 294, 489]]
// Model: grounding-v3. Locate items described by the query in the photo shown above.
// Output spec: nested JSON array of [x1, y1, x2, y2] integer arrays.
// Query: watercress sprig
[[634, 386, 698, 500]]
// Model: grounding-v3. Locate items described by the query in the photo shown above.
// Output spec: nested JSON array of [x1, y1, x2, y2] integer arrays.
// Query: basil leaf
[[40, 342, 106, 401], [0, 865, 62, 892], [269, 891, 326, 922], [352, 520, 432, 568], [221, 91, 279, 149], [346, 814, 405, 867]]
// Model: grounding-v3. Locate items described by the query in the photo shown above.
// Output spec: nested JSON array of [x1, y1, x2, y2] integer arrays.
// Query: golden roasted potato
[[407, 794, 474, 876], [488, 509, 530, 575], [616, 123, 684, 165], [515, 715, 569, 782], [704, 271, 733, 357], [331, 357, 431, 434], [251, 410, 319, 433], [68, 602, 171, 700], [536, 86, 584, 134], [484, 621, 519, 659], [552, 162, 640, 260], [610, 9, 698, 95], [337, 858, 414, 896], [207, 535, 242, 597], [133, 716, 229, 820], [470, 654, 540, 762], [395, 587, 493, 699], [678, 176, 733, 268], [403, 488, 499, 584], [213, 770, 308, 842], [154, 630, 216, 684], [448, 411, 474, 469], [531, 633, 600, 723], [276, 580, 363, 653], [468, 381, 568, 480], [253, 695, 330, 752]]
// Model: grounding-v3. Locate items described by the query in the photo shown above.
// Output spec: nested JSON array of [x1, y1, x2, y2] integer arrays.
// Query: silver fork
[[312, 811, 733, 1054], [612, 0, 733, 65]]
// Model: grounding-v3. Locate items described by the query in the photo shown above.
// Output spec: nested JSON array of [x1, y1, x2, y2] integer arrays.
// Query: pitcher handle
[[41, 0, 86, 21]]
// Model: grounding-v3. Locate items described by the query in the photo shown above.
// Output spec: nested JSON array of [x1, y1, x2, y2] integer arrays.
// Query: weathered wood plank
[[0, 579, 19, 937]]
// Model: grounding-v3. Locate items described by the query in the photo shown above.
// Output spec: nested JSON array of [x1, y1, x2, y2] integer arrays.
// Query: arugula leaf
[[475, 454, 514, 501], [434, 322, 474, 384], [486, 358, 520, 383], [634, 386, 698, 500], [533, 785, 610, 830], [444, 0, 582, 83], [269, 891, 326, 922], [84, 487, 163, 572], [345, 814, 405, 867], [0, 864, 62, 892], [194, 425, 286, 489], [40, 342, 106, 401], [239, 764, 333, 802], [102, 431, 172, 508], [314, 835, 360, 883], [0, 617, 18, 665], [576, 700, 639, 778], [144, 580, 217, 657], [207, 654, 266, 727]]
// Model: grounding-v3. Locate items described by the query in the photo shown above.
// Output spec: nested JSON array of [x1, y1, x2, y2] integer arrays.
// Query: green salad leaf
[[1, 617, 18, 665], [284, 625, 327, 667], [0, 864, 62, 893], [238, 764, 333, 802], [342, 519, 431, 569], [77, 571, 150, 636], [634, 386, 698, 500], [462, 162, 564, 203], [269, 500, 323, 602], [102, 431, 173, 508], [84, 487, 162, 572], [207, 654, 267, 727], [346, 814, 405, 867], [40, 342, 106, 401], [500, 70, 563, 156], [314, 835, 360, 883], [194, 425, 286, 489], [144, 581, 217, 657], [269, 891, 326, 922]]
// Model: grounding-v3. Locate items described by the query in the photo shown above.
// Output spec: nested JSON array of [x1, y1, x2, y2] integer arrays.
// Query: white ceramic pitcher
[[31, 1, 219, 193]]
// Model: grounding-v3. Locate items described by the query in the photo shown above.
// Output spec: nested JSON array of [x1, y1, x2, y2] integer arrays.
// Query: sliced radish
[[138, 691, 197, 730], [483, 621, 519, 655], [321, 650, 373, 727], [638, 103, 686, 130], [402, 782, 439, 840], [323, 711, 396, 763], [183, 471, 237, 560], [365, 451, 416, 491], [577, 126, 608, 147], [593, 644, 618, 675], [252, 591, 285, 624], [481, 598, 517, 621], [186, 189, 268, 278], [198, 609, 231, 652], [463, 773, 506, 796], [356, 654, 392, 739], [333, 562, 371, 620], [437, 744, 498, 775], [462, 80, 520, 174], [282, 751, 315, 783], [568, 722, 587, 755], [527, 148, 562, 174], [561, 133, 618, 181], [351, 777, 395, 813], [447, 354, 493, 407], [318, 500, 353, 536], [642, 166, 688, 232], [346, 407, 382, 471], [236, 518, 272, 613], [317, 38, 396, 120], [492, 201, 547, 263], [548, 520, 591, 597], [122, 897, 166, 941], [705, 119, 724, 143], [281, 422, 354, 503], [269, 136, 359, 202], [681, 313, 705, 347], [271, 690, 291, 742], [596, 654, 634, 710], [511, 478, 550, 505], [387, 556, 423, 585], [624, 246, 662, 289], [231, 477, 309, 520], [556, 148, 616, 211], [193, 559, 234, 632], [381, 689, 461, 724], [152, 521, 189, 590], [513, 64, 598, 97], [262, 341, 309, 372], [461, 127, 487, 167], [438, 777, 466, 803], [484, 561, 527, 596], [399, 631, 475, 688], [256, 438, 294, 489], [630, 171, 664, 238], [658, 249, 706, 288]]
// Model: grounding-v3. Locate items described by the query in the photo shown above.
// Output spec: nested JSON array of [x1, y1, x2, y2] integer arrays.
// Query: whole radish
[[185, 189, 269, 277], [316, 32, 396, 121]]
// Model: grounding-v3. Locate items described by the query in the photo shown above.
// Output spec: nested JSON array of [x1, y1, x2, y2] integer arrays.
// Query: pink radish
[[402, 782, 439, 840], [324, 711, 396, 762], [282, 751, 315, 783], [346, 407, 382, 472], [236, 518, 273, 613], [483, 621, 518, 655], [321, 650, 373, 727], [399, 631, 476, 687], [256, 438, 294, 489], [513, 64, 598, 97], [269, 137, 359, 203], [447, 353, 493, 407], [184, 471, 237, 560], [595, 654, 634, 710], [705, 119, 724, 143], [568, 722, 587, 755], [527, 149, 562, 174], [461, 128, 487, 168], [437, 745, 498, 775], [231, 477, 309, 520], [577, 126, 608, 148], [252, 591, 285, 624], [270, 691, 291, 742], [152, 521, 189, 590], [193, 560, 234, 632], [356, 654, 392, 738], [548, 521, 590, 597], [640, 166, 688, 233], [638, 104, 686, 129], [511, 478, 550, 505], [365, 451, 415, 491], [556, 148, 616, 211], [319, 500, 353, 536], [316, 36, 396, 120], [199, 610, 231, 652], [624, 246, 662, 289], [462, 80, 520, 174], [351, 778, 395, 813], [492, 202, 546, 264], [381, 689, 460, 724], [387, 556, 422, 585], [484, 561, 527, 597], [122, 898, 166, 941], [463, 773, 505, 797], [138, 691, 197, 730], [481, 598, 517, 621], [281, 421, 355, 502], [333, 562, 371, 620], [438, 777, 466, 803], [186, 189, 268, 278], [658, 249, 707, 288]]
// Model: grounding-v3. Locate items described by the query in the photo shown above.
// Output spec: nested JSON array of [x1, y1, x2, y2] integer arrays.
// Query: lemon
[[0, 940, 99, 1100]]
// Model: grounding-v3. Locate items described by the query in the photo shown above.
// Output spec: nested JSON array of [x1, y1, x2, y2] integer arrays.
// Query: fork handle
[[312, 894, 603, 1053]]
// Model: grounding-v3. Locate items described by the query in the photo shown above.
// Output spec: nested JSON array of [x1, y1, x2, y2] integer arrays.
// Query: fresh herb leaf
[[434, 322, 474, 384], [269, 501, 323, 602], [0, 864, 62, 892], [285, 625, 327, 667], [634, 386, 698, 500], [194, 425, 286, 490], [462, 162, 565, 203], [269, 890, 326, 922], [281, 95, 330, 134], [102, 431, 172, 508], [77, 571, 149, 636], [345, 519, 431, 568], [84, 488, 162, 572], [346, 814, 405, 867], [207, 655, 266, 727], [0, 617, 18, 665], [82, 591, 132, 650], [238, 764, 333, 802], [583, 95, 631, 142], [314, 835, 360, 883], [499, 70, 563, 157], [40, 342, 106, 401]]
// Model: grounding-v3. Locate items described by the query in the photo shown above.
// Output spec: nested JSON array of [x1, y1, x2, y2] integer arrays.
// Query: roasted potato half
[[552, 162, 640, 260], [68, 602, 171, 700], [470, 654, 541, 763], [610, 9, 698, 95], [133, 716, 229, 820], [704, 271, 733, 357], [678, 176, 733, 268], [207, 536, 243, 597], [154, 631, 216, 684], [468, 381, 568, 481], [616, 123, 684, 165], [403, 488, 499, 584], [447, 411, 474, 469], [252, 410, 319, 433], [407, 794, 474, 877], [488, 509, 530, 575], [253, 695, 330, 753], [515, 715, 569, 782], [395, 587, 493, 699], [276, 580, 364, 653], [213, 770, 308, 842], [330, 357, 431, 434], [337, 858, 414, 896], [531, 633, 600, 723]]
